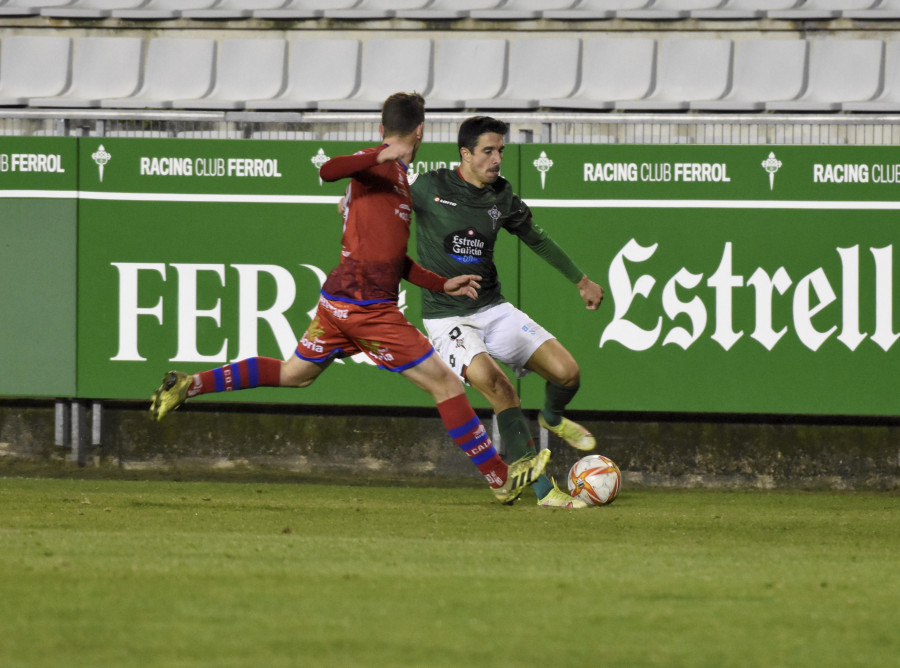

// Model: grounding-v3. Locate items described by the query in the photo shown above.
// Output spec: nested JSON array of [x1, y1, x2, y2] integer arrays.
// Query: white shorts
[[423, 302, 555, 383]]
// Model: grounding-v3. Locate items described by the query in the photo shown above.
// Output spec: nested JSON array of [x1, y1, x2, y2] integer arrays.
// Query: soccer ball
[[567, 454, 621, 506]]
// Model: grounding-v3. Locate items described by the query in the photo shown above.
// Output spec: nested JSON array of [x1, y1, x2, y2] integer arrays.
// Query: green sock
[[540, 381, 580, 428], [496, 408, 553, 500], [496, 407, 535, 461]]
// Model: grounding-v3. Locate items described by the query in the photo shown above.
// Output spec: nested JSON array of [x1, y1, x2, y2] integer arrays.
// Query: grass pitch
[[1, 477, 897, 667]]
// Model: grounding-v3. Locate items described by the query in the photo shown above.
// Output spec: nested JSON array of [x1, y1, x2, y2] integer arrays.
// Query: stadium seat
[[616, 38, 732, 111], [690, 38, 807, 111], [465, 37, 581, 110], [470, 0, 576, 20], [690, 0, 801, 20], [253, 0, 329, 19], [245, 38, 360, 110], [426, 38, 507, 110], [102, 129, 176, 137], [0, 36, 71, 106], [843, 0, 900, 17], [99, 38, 216, 109], [765, 39, 884, 112], [0, 0, 71, 16], [111, 0, 216, 19], [394, 0, 503, 19], [322, 0, 425, 19], [29, 37, 143, 108], [540, 37, 655, 110], [40, 0, 149, 18], [843, 40, 900, 111], [182, 0, 286, 19], [317, 38, 432, 111], [543, 0, 646, 19], [618, 0, 720, 20], [768, 0, 878, 19], [170, 39, 286, 110], [249, 130, 317, 140]]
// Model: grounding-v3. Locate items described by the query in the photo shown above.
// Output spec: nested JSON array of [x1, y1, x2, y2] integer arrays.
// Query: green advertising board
[[515, 145, 899, 416], [76, 137, 507, 408], [0, 137, 78, 397], [3, 136, 897, 417]]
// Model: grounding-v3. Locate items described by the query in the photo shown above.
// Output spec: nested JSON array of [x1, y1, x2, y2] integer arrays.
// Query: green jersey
[[410, 167, 584, 319]]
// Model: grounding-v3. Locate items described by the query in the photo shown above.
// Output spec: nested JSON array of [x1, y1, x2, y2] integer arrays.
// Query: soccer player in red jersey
[[150, 93, 549, 504]]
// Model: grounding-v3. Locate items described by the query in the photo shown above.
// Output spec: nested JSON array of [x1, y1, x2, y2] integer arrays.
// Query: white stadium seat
[[323, 0, 428, 20], [112, 0, 216, 19], [691, 38, 807, 111], [0, 36, 71, 106], [691, 0, 801, 19], [29, 37, 143, 108], [395, 0, 503, 19], [427, 38, 507, 110], [540, 37, 656, 110], [41, 0, 149, 18], [170, 39, 286, 110], [843, 40, 900, 111], [465, 37, 581, 109], [618, 0, 720, 20], [843, 0, 900, 17], [768, 0, 878, 19], [766, 39, 884, 111], [0, 0, 71, 16], [317, 38, 432, 111], [246, 39, 360, 110], [543, 0, 647, 19], [470, 0, 575, 20], [99, 38, 216, 109], [253, 0, 331, 19], [182, 0, 287, 19], [616, 38, 732, 111]]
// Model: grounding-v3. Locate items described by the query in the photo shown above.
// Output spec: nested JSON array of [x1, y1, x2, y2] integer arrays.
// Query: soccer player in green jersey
[[410, 116, 605, 509]]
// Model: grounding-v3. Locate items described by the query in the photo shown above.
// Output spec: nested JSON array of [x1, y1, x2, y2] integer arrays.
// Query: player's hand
[[578, 275, 604, 310], [337, 196, 346, 216], [444, 274, 482, 300], [376, 142, 407, 164]]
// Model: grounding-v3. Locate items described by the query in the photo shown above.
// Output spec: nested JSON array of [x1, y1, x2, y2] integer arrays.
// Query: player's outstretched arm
[[577, 275, 604, 310], [444, 274, 482, 300]]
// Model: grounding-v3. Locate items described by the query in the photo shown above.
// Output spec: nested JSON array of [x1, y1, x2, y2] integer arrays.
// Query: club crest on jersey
[[487, 205, 501, 229]]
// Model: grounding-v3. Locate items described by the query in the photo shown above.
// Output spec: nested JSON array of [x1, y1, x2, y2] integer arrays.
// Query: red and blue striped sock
[[437, 394, 507, 488], [187, 357, 282, 397]]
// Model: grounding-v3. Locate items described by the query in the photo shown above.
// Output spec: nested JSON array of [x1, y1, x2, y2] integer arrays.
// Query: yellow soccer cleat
[[538, 414, 596, 452], [493, 448, 551, 505], [537, 479, 589, 509], [149, 371, 193, 421]]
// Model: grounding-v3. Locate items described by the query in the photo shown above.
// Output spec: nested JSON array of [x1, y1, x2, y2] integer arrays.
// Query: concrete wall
[[2, 400, 897, 490]]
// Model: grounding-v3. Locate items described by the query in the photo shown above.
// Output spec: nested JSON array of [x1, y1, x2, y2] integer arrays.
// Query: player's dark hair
[[458, 116, 509, 155], [381, 92, 425, 136]]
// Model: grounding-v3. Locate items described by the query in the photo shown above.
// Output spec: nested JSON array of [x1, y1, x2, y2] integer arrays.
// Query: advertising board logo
[[533, 151, 553, 190], [91, 145, 111, 182], [761, 152, 782, 191], [310, 148, 330, 185]]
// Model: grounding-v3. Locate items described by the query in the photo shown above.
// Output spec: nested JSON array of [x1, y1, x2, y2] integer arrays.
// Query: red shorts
[[294, 296, 435, 372]]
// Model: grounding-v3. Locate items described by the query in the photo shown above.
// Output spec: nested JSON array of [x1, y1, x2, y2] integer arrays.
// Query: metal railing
[[4, 110, 900, 145]]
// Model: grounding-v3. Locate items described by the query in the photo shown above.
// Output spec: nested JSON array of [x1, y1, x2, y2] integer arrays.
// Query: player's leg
[[151, 309, 340, 421], [425, 309, 560, 503], [149, 355, 332, 421], [462, 353, 556, 498], [525, 339, 596, 452], [400, 351, 549, 505]]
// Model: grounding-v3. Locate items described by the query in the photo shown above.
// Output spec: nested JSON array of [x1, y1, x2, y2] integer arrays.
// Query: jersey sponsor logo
[[433, 195, 458, 207], [488, 205, 501, 230], [444, 228, 487, 265]]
